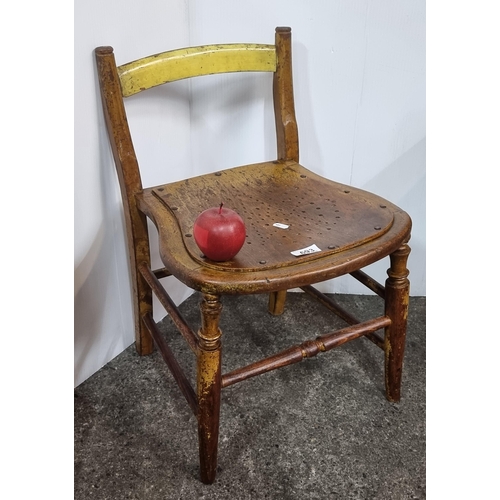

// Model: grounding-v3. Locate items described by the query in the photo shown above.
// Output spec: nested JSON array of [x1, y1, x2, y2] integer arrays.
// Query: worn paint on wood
[[118, 44, 277, 97]]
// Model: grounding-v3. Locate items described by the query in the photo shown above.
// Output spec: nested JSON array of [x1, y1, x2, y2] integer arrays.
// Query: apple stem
[[219, 202, 223, 214]]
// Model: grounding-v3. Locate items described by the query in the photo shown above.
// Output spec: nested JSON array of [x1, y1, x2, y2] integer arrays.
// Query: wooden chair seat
[[95, 27, 412, 484], [138, 159, 409, 292]]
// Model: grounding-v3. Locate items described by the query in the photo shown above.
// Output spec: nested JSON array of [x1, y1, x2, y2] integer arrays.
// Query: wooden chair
[[95, 27, 411, 484]]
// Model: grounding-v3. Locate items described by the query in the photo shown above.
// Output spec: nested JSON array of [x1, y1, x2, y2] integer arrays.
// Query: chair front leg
[[384, 241, 411, 403], [197, 293, 223, 484]]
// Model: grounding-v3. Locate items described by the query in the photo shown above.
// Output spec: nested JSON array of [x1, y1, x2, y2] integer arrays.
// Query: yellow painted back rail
[[118, 44, 277, 97]]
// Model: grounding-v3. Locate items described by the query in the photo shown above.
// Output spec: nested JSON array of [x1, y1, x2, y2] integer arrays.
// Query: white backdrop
[[75, 0, 425, 386]]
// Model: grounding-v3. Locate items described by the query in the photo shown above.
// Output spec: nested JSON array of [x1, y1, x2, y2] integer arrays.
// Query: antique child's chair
[[95, 27, 411, 484]]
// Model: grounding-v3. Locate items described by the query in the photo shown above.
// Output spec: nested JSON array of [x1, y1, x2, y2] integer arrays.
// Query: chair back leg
[[134, 262, 155, 355], [268, 290, 287, 315]]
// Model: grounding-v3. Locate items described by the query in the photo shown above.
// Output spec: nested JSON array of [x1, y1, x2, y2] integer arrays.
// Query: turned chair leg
[[268, 290, 287, 315], [197, 293, 223, 484], [384, 242, 411, 402]]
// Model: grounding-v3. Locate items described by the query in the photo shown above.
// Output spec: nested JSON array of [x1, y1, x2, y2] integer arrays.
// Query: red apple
[[193, 203, 246, 261]]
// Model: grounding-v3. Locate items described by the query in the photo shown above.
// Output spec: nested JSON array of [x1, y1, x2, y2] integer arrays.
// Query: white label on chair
[[291, 244, 322, 256], [273, 222, 289, 229]]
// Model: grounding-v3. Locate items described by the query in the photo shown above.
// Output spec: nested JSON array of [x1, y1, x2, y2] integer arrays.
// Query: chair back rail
[[118, 44, 277, 96]]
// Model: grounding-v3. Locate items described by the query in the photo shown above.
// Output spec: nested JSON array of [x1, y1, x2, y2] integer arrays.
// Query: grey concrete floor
[[74, 292, 425, 499]]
